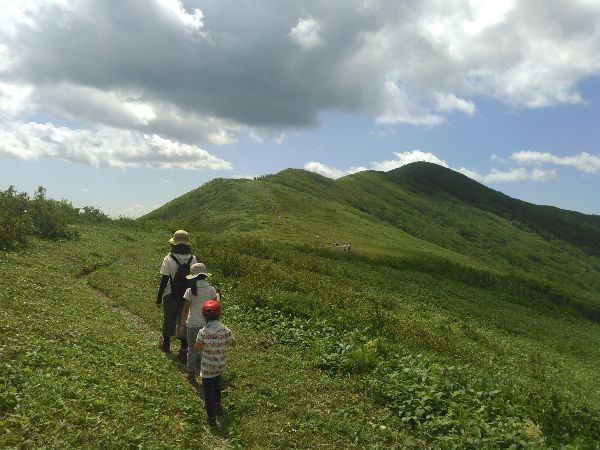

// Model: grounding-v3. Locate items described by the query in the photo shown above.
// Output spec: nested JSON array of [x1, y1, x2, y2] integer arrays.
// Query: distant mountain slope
[[385, 162, 600, 257], [143, 178, 274, 233], [142, 163, 600, 315]]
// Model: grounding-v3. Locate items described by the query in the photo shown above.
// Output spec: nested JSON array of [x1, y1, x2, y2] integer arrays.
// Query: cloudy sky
[[1, 0, 599, 217]]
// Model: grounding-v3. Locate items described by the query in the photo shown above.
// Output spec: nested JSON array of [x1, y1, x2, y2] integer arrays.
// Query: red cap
[[202, 300, 221, 320]]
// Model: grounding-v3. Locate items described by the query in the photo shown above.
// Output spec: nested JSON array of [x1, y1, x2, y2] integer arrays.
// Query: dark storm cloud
[[4, 0, 381, 129], [1, 0, 600, 164]]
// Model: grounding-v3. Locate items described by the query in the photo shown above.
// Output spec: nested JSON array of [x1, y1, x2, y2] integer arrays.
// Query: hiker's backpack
[[170, 253, 193, 299]]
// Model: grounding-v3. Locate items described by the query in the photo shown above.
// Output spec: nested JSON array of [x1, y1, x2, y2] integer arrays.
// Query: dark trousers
[[161, 294, 187, 350], [202, 376, 222, 419]]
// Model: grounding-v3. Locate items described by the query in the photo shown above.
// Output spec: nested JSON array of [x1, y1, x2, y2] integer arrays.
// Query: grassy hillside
[[2, 223, 599, 448], [1, 226, 406, 448], [144, 163, 600, 319], [384, 162, 600, 257], [3, 167, 600, 448]]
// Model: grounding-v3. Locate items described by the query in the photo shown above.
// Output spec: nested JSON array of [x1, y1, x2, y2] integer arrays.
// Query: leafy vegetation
[[0, 186, 113, 251], [0, 228, 221, 448], [2, 163, 600, 447]]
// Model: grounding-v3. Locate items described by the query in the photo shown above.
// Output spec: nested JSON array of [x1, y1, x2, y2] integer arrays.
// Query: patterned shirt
[[197, 320, 234, 378]]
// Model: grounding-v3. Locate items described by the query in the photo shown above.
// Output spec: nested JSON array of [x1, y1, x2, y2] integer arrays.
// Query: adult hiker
[[155, 229, 197, 362], [180, 262, 221, 381]]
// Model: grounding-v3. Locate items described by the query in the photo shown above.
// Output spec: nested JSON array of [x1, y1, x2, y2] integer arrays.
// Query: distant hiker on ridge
[[156, 230, 197, 362], [179, 262, 220, 381]]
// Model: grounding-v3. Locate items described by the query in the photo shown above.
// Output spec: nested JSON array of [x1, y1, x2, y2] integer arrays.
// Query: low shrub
[[0, 186, 123, 251], [29, 187, 78, 240], [317, 330, 384, 375], [369, 354, 540, 448], [0, 186, 32, 250]]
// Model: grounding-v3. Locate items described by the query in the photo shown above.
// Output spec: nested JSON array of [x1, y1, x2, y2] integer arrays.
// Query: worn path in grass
[[80, 273, 157, 347], [0, 230, 233, 449], [78, 255, 231, 447], [85, 228, 414, 448]]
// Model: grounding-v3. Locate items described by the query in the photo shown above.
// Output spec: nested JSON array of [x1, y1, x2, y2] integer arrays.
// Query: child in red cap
[[195, 300, 237, 428]]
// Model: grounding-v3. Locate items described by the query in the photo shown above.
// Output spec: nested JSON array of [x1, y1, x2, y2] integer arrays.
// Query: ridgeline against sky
[[1, 0, 599, 216]]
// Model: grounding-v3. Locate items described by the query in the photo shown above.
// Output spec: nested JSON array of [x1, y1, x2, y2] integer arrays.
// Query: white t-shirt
[[159, 253, 197, 297], [183, 280, 217, 328]]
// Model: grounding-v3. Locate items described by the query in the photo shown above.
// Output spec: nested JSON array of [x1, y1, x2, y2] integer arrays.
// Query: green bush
[[317, 330, 382, 375], [0, 186, 32, 250], [77, 205, 110, 224], [369, 354, 540, 448], [29, 187, 78, 240], [0, 186, 117, 251]]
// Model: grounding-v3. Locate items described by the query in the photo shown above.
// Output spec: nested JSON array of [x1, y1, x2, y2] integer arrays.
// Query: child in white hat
[[180, 262, 220, 380]]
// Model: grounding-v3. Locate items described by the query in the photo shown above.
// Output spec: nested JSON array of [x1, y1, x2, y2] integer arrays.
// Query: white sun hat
[[186, 262, 211, 279]]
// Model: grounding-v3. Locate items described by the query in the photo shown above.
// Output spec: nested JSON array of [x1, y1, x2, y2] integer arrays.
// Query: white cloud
[[0, 122, 232, 171], [1, 0, 600, 155], [485, 168, 533, 183], [248, 131, 264, 143], [417, 0, 600, 109], [28, 83, 244, 146], [511, 151, 600, 174], [456, 167, 484, 181], [305, 149, 445, 178], [303, 161, 366, 179], [39, 84, 159, 126], [370, 150, 449, 171], [118, 203, 154, 218], [289, 16, 323, 50], [463, 0, 516, 35], [304, 161, 345, 178], [457, 167, 557, 183], [531, 168, 558, 182], [0, 82, 32, 119], [435, 93, 476, 116], [306, 149, 558, 184], [156, 0, 208, 37], [377, 81, 445, 125]]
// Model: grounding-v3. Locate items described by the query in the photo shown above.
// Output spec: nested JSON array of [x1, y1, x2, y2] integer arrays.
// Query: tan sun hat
[[186, 262, 211, 279], [169, 230, 190, 246]]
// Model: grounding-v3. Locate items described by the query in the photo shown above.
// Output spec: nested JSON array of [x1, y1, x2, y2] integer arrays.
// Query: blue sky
[[1, 1, 599, 217]]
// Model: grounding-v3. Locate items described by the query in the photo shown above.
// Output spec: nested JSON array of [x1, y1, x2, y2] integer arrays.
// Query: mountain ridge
[[142, 162, 600, 319]]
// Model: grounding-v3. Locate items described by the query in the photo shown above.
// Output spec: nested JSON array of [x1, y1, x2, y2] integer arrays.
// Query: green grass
[[8, 224, 591, 447], [143, 163, 600, 316], [0, 227, 221, 448], [1, 226, 417, 448], [3, 163, 600, 447]]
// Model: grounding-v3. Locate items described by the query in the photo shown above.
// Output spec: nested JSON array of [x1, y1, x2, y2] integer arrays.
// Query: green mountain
[[142, 164, 600, 446], [144, 162, 600, 320]]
